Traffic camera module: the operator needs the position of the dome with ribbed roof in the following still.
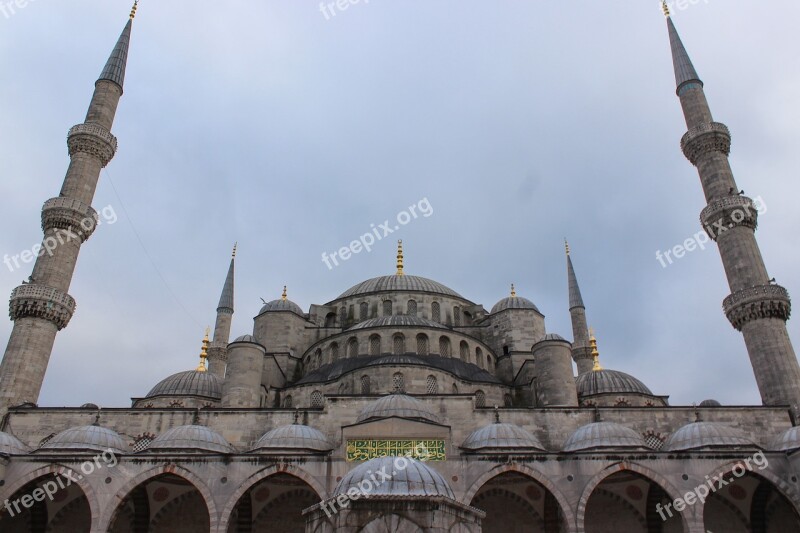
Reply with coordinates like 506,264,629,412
252,424,333,453
665,422,755,451
699,399,721,407
335,275,464,301
146,425,233,453
770,427,800,452
576,369,653,397
0,432,30,455
233,334,260,344
349,316,447,331
563,422,648,452
491,296,540,314
259,298,304,316
461,423,546,452
335,456,454,498
357,394,440,424
39,425,126,454
145,370,222,400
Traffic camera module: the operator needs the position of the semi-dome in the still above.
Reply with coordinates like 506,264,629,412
335,275,464,300
0,432,30,455
576,369,654,397
259,298,304,316
461,423,546,452
563,422,648,452
349,316,447,331
770,426,800,452
251,424,333,453
665,422,755,451
491,295,540,314
357,394,440,425
145,370,222,400
334,456,454,498
39,425,126,454
146,425,233,453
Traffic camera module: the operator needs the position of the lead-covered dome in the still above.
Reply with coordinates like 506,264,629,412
491,296,540,314
146,425,233,453
357,394,440,424
576,369,653,397
251,424,333,453
665,422,755,451
770,427,800,452
462,423,546,452
39,425,126,454
0,431,30,455
259,298,304,316
335,456,454,498
145,370,222,400
349,316,447,331
335,275,464,300
563,422,648,452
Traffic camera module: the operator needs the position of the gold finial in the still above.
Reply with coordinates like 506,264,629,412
510,283,517,297
282,286,288,301
196,327,210,372
130,0,138,20
589,327,603,371
396,240,404,276
661,1,670,17
565,239,570,256
232,242,237,258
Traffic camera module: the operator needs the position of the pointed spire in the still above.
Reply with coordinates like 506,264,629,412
396,240,404,276
196,328,210,372
589,328,603,372
217,245,235,312
566,241,585,310
98,3,137,91
664,7,703,94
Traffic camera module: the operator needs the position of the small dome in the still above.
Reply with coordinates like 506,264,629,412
252,424,333,453
537,333,568,343
0,432,30,455
770,427,800,452
335,275,464,300
357,394,440,425
491,296,540,314
80,403,99,410
232,334,259,344
335,456,454,498
563,422,648,452
349,316,447,331
462,423,546,452
259,299,304,316
699,399,721,407
146,425,233,453
39,425,126,454
145,370,222,400
665,422,755,451
576,369,654,397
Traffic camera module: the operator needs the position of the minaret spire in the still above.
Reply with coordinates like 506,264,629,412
566,241,592,374
0,8,136,411
208,244,236,377
664,14,800,410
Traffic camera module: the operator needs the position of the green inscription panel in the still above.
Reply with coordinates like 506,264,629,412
345,439,446,462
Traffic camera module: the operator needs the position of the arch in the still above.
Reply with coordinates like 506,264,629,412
487,354,493,371
576,462,691,533
393,333,406,355
426,375,439,395
361,375,371,394
324,312,336,328
359,302,369,320
475,347,482,366
339,305,347,324
439,336,452,357
407,299,417,317
475,390,486,408
369,334,381,356
311,390,324,408
347,337,358,358
382,300,393,316
393,372,405,393
283,395,293,408
99,465,218,533
432,301,441,322
218,465,326,533
329,342,339,362
453,306,462,326
416,333,429,355
460,341,469,360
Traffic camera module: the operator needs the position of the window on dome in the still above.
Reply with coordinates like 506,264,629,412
393,334,405,355
407,299,417,317
360,302,368,320
439,336,451,357
475,390,486,408
383,300,393,316
426,375,438,395
504,394,513,407
416,334,429,355
283,395,293,408
361,375,371,394
369,335,381,356
460,341,469,360
475,347,483,366
487,355,493,371
453,306,461,326
311,390,324,408
348,337,358,358
432,302,441,322
392,372,405,393
339,306,347,324
330,343,339,360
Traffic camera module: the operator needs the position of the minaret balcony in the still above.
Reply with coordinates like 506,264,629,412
41,197,99,243
700,195,758,240
723,284,791,331
681,121,731,165
67,123,118,167
9,284,76,330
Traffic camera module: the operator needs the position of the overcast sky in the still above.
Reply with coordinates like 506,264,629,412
0,1,798,408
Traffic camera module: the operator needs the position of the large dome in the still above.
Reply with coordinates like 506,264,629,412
461,423,546,452
145,370,222,400
357,394,440,424
38,425,127,454
251,424,333,453
334,275,464,300
576,369,654,397
349,316,447,331
146,425,234,453
665,422,755,451
491,296,540,314
334,456,454,498
563,422,648,452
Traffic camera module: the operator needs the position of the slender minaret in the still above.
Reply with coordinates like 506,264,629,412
663,5,800,409
207,244,236,377
0,3,138,410
566,241,593,374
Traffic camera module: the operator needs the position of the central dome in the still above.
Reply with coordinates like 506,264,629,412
334,275,464,300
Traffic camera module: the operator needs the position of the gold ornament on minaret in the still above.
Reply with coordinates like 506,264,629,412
196,327,210,372
396,240,404,276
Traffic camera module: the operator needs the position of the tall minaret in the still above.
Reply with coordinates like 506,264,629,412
566,241,593,375
0,3,138,410
207,245,236,377
663,5,800,409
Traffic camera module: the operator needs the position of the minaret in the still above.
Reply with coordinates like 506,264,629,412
663,5,800,409
207,244,236,377
0,3,138,410
566,241,593,374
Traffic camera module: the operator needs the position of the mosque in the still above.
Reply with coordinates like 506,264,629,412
1,2,799,532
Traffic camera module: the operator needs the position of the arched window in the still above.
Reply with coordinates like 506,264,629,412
360,302,369,320
311,390,324,408
439,336,451,357
426,375,438,395
477,352,484,369
475,347,483,366
487,355,492,371
431,302,441,322
369,335,381,356
453,306,461,326
452,383,459,394
325,312,336,328
383,300,393,316
416,334,429,355
339,306,347,324
392,372,405,393
330,342,339,361
348,337,358,358
407,300,417,316
460,341,469,360
504,394,513,407
361,375,371,394
475,390,486,408
314,348,322,369
393,334,406,355
283,395,293,408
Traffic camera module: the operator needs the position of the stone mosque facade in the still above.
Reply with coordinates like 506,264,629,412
1,4,800,533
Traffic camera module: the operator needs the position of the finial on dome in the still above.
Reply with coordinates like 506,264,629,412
565,239,570,256
494,405,500,424
661,0,670,17
130,0,138,20
232,242,237,258
589,328,603,371
510,283,517,297
196,328,210,372
282,286,288,301
396,240,404,276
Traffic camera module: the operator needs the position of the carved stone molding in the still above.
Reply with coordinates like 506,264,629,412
9,284,76,330
67,123,118,167
700,195,758,240
724,284,791,331
681,121,731,166
41,197,99,243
